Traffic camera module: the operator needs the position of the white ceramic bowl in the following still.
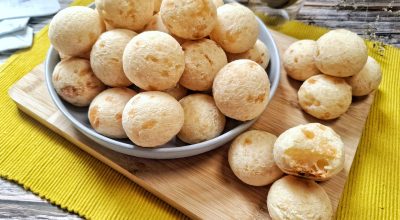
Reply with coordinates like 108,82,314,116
45,2,280,159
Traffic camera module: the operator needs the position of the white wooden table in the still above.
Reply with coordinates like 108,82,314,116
0,0,398,219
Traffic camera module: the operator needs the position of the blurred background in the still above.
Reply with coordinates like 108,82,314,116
242,0,399,46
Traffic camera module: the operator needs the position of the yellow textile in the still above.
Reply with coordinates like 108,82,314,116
0,1,398,219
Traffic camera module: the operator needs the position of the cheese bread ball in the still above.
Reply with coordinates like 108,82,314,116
144,13,169,33
267,175,333,220
298,74,352,120
122,91,184,147
154,0,162,13
79,50,92,60
144,13,185,44
95,0,153,31
180,39,227,91
212,0,224,7
52,58,106,107
140,84,188,100
315,29,368,77
90,29,137,87
49,6,105,57
227,39,270,69
123,31,185,90
59,53,70,60
273,123,345,181
346,56,382,96
283,40,320,81
160,0,217,40
178,94,226,144
88,88,137,138
210,3,259,53
213,59,270,121
163,84,188,100
105,22,115,31
228,130,283,186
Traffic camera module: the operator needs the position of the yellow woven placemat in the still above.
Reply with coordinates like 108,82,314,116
0,1,399,219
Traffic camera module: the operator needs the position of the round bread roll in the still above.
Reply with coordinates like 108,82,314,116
267,175,333,220
59,53,71,60
104,21,115,31
88,88,137,138
180,39,227,91
163,84,188,100
315,29,368,77
154,0,162,13
95,0,153,31
228,130,283,186
210,3,259,53
123,31,185,90
140,84,188,100
213,59,270,121
90,29,137,87
122,91,184,147
273,123,345,181
160,0,217,40
178,94,226,144
144,13,168,33
212,0,224,7
144,13,185,44
49,6,105,57
78,50,92,60
283,40,320,81
227,39,270,69
52,58,106,107
298,74,352,120
346,56,382,96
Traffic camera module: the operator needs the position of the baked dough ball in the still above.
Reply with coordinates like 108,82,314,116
180,39,227,91
140,84,188,100
163,84,187,100
213,59,270,121
227,39,270,69
346,56,382,96
315,29,368,77
144,13,185,44
122,91,184,147
283,40,320,81
228,130,283,186
154,0,162,13
79,50,92,60
178,94,226,144
49,6,105,57
267,175,333,220
298,74,352,120
273,123,345,181
160,0,217,40
104,22,115,31
90,29,137,87
123,31,185,90
210,3,259,53
212,0,224,7
144,13,168,33
52,58,106,107
88,88,137,138
95,0,153,31
59,53,70,60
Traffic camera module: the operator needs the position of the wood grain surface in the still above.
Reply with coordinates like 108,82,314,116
8,29,375,219
0,180,80,219
1,0,396,218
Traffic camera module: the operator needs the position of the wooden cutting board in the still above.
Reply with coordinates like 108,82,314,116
8,30,374,219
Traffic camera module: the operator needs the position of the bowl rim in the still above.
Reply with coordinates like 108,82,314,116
45,4,281,159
